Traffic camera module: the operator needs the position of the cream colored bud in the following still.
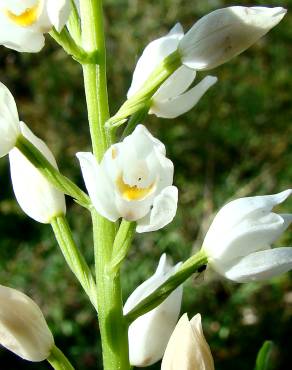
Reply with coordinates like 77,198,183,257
0,285,54,362
161,313,214,370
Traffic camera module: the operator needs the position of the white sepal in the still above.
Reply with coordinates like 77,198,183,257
161,313,214,370
9,122,66,223
178,6,286,70
0,284,54,362
0,82,20,157
124,254,183,367
150,75,217,118
224,247,292,282
202,189,292,282
46,0,71,32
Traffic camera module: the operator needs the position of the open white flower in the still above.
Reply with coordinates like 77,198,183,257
161,313,214,370
0,284,54,362
9,122,66,223
124,254,183,367
0,0,71,52
178,6,286,70
202,189,292,282
127,23,217,119
0,82,21,157
77,125,178,232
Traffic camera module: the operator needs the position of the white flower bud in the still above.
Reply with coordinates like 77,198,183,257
178,6,286,70
202,189,292,282
127,24,216,118
77,125,178,233
9,122,66,223
0,0,71,52
124,254,183,367
0,82,20,158
161,313,214,370
0,284,54,362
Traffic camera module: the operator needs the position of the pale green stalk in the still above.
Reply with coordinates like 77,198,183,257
47,345,75,370
15,135,90,208
51,215,98,311
125,250,208,323
79,1,130,369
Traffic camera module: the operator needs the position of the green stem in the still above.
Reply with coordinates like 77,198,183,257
93,211,130,370
80,0,110,160
125,250,208,323
110,220,136,273
121,106,150,139
80,1,130,369
15,135,90,209
106,50,181,129
67,0,82,44
51,215,98,311
47,345,75,370
49,28,96,64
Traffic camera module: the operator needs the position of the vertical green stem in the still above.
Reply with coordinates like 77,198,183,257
92,211,130,370
79,1,130,369
80,0,110,160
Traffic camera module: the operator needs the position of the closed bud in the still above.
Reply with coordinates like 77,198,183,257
0,82,20,158
0,284,54,362
124,254,183,367
9,122,66,223
161,313,214,370
178,6,286,70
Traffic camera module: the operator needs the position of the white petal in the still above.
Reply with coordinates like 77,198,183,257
47,0,71,32
125,254,183,366
115,190,155,221
137,186,178,233
203,189,291,255
0,284,54,362
0,11,45,52
161,313,214,370
0,82,20,157
179,6,286,70
153,65,196,101
9,123,66,223
225,247,292,282
127,25,184,97
76,152,120,222
150,75,217,118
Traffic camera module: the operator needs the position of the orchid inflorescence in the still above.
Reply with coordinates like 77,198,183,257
0,2,291,370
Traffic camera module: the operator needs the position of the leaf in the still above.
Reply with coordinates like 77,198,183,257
254,341,274,370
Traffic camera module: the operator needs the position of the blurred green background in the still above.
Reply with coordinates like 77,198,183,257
0,0,291,369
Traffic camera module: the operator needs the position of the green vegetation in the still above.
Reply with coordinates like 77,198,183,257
0,0,291,369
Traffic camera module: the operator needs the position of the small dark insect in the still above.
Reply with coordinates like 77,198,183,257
197,264,207,273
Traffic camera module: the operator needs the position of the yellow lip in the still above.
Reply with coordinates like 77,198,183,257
5,3,40,27
116,174,155,201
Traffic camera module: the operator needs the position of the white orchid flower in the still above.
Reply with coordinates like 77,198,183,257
127,23,217,119
0,284,54,362
178,6,286,70
202,189,292,282
124,254,183,367
161,313,214,370
0,82,21,157
77,125,178,233
0,0,71,52
9,122,66,223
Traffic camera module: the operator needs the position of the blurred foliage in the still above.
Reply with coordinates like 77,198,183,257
0,0,291,369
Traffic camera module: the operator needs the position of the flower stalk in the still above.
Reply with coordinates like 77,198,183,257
47,345,75,370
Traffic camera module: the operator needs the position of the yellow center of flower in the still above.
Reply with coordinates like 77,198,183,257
5,3,40,27
116,174,155,201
